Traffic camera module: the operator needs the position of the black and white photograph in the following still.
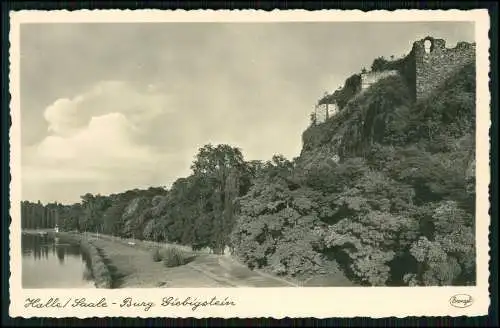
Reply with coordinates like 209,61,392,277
8,9,491,318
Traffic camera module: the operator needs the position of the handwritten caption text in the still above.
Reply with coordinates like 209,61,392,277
24,296,236,312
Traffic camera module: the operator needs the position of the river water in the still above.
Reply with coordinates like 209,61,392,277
21,233,95,288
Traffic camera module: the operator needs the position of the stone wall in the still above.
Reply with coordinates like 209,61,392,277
361,70,399,90
315,104,327,123
315,103,339,124
413,36,475,100
328,103,339,117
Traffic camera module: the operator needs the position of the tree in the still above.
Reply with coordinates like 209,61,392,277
320,168,419,286
188,144,251,254
231,155,339,279
407,201,475,286
79,193,111,232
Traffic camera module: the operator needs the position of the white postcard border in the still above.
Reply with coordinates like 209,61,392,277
8,9,491,318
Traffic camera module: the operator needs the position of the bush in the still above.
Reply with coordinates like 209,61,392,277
161,247,190,267
151,248,162,262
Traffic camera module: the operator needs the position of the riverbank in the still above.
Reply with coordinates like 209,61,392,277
75,233,297,288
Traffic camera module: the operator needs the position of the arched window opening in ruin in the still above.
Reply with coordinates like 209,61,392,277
424,39,432,54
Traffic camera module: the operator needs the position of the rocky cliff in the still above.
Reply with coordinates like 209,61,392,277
299,62,475,181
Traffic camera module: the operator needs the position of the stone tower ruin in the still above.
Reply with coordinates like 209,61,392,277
412,36,476,100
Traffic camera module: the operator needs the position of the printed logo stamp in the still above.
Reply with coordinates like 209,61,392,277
449,294,474,308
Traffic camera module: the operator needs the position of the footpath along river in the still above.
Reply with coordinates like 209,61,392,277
87,233,297,288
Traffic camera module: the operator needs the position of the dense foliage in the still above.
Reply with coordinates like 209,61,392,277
300,63,476,286
21,62,476,286
371,56,405,72
318,74,362,110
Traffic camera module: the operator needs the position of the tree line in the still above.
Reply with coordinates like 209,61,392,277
21,201,60,230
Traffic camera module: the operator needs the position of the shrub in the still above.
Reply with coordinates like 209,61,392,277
161,247,189,267
151,247,162,262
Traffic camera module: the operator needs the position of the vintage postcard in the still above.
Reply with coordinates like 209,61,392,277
9,9,491,318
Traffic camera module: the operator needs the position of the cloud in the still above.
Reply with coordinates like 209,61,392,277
22,81,178,203
43,80,170,137
34,113,153,165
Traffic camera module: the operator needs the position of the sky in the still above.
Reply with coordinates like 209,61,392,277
19,21,475,204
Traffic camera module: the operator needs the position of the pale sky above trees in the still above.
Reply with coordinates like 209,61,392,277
20,21,474,204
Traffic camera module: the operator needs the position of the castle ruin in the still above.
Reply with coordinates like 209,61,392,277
360,70,399,91
313,36,476,125
413,36,476,100
314,102,339,124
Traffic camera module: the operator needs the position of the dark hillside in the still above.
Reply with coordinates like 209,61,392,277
301,74,413,159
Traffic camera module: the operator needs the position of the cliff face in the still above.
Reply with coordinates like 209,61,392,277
299,73,413,175
299,62,475,174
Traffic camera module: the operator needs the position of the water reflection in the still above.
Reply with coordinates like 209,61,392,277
21,233,95,288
